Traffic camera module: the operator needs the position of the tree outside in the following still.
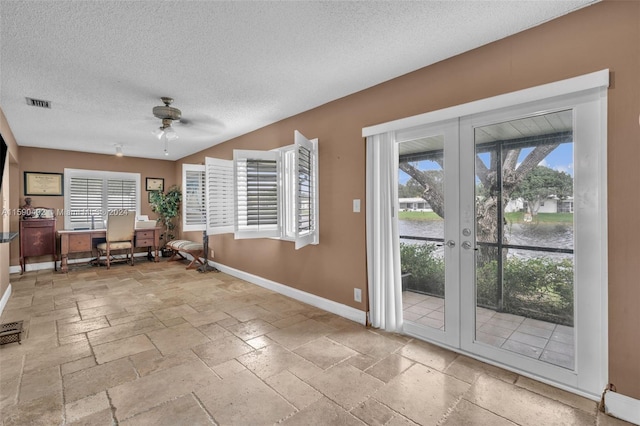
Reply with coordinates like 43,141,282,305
398,117,575,322
510,165,573,216
398,178,424,198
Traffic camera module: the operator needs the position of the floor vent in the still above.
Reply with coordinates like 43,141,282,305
0,320,23,345
25,97,51,108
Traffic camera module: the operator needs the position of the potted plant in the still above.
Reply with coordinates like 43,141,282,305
149,185,182,256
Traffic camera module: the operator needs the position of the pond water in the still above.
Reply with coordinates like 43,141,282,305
399,219,573,260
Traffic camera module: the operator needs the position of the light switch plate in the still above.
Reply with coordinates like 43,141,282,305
353,199,360,213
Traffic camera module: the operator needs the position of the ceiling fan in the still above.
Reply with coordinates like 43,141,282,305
152,97,181,156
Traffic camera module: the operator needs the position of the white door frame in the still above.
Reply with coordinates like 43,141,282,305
459,88,607,395
365,69,608,399
397,119,460,348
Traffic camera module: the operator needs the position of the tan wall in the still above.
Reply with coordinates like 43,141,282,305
0,108,20,304
179,2,640,398
11,147,176,266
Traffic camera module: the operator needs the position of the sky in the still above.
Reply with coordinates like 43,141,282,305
398,142,574,185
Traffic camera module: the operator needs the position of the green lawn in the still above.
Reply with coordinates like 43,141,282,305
398,211,443,221
399,210,572,224
505,212,573,224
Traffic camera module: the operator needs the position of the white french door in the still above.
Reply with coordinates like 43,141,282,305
397,119,460,347
392,75,607,397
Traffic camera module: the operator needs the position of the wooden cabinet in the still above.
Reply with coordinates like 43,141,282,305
134,230,156,248
20,218,57,274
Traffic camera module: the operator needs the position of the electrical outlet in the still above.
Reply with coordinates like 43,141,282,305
354,288,362,303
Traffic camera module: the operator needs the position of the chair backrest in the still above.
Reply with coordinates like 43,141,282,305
106,211,135,242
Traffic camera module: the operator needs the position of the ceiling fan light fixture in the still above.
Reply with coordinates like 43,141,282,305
152,127,165,139
164,126,178,141
152,97,182,157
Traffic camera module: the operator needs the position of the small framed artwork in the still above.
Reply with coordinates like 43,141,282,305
24,171,64,196
145,177,164,192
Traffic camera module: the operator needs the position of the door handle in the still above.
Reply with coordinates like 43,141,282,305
437,240,456,248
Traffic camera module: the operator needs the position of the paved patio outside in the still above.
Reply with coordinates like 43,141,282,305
403,291,574,370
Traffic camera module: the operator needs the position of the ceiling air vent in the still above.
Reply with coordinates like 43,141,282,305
25,97,51,108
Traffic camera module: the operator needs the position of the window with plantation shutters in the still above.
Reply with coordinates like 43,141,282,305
182,164,206,232
181,130,318,246
68,177,103,229
64,169,140,230
294,130,319,249
205,157,234,235
281,146,296,239
233,150,281,239
107,179,137,211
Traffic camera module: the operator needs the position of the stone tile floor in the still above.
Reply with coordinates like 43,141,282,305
0,260,631,425
403,291,575,370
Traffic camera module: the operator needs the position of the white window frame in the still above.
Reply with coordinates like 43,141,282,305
278,145,297,241
293,130,319,249
182,130,319,248
64,168,141,230
182,164,206,232
233,149,282,239
205,157,235,235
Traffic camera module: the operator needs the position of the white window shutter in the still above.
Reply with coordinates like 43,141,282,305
68,177,103,229
294,130,319,249
205,157,234,235
281,147,296,239
233,149,281,239
107,178,137,212
182,164,206,232
64,169,140,230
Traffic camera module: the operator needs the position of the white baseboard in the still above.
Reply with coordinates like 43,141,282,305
208,260,367,325
0,283,11,317
605,391,640,425
9,252,151,274
9,261,57,274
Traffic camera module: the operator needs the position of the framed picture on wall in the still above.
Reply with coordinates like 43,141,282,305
145,177,164,192
24,171,64,196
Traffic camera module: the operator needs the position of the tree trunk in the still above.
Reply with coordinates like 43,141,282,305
399,143,560,264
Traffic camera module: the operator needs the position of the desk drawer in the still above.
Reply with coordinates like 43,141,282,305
69,234,92,252
136,238,154,247
136,230,154,239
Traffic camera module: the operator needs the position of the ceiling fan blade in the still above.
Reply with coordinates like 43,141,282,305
176,114,225,133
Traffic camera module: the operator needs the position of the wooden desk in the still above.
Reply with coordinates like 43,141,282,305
57,227,161,273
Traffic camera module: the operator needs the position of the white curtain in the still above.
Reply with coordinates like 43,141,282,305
366,132,403,332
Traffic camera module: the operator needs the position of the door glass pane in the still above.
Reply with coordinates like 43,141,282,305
474,110,575,370
398,135,446,330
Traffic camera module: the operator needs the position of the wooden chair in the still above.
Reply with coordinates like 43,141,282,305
96,211,135,269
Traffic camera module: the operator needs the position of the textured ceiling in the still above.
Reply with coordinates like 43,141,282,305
0,1,596,160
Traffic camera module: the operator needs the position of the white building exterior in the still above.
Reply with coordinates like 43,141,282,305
505,196,574,214
399,197,432,211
